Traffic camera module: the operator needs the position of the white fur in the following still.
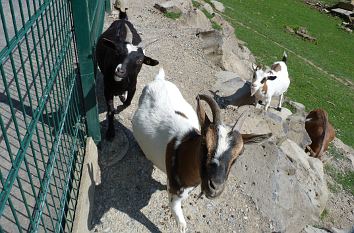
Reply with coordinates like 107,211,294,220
132,68,200,173
114,64,123,82
169,187,194,233
132,68,200,233
126,43,138,53
251,60,290,111
214,125,231,160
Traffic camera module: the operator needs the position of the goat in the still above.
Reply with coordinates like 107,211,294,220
95,12,159,139
132,68,272,233
305,109,335,160
250,51,290,111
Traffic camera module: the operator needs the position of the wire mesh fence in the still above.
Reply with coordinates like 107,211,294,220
0,0,106,232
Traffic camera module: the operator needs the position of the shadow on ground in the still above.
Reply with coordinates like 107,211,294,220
89,109,165,232
209,81,254,109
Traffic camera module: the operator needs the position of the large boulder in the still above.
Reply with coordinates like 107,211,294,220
211,71,254,107
211,0,225,12
202,3,214,15
230,108,328,233
197,16,256,80
154,1,182,14
181,8,212,31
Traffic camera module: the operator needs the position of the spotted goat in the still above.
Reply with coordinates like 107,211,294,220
251,52,290,111
132,68,272,233
95,11,159,139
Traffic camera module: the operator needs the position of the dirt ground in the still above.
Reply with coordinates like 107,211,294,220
89,0,354,232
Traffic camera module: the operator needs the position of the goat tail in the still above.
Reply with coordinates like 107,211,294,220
155,67,165,80
282,51,288,64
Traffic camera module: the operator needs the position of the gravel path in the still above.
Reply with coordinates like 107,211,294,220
89,1,354,233
90,1,272,232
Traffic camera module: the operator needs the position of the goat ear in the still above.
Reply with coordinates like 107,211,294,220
242,133,272,144
196,96,211,130
143,56,159,66
101,38,117,50
252,63,258,71
260,77,267,84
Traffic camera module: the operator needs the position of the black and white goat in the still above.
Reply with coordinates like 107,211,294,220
250,52,289,111
132,68,272,233
95,12,159,139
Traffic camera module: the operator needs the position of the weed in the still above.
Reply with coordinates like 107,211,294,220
202,9,214,19
324,164,354,196
327,144,346,161
212,21,222,30
320,208,329,220
164,12,182,20
192,0,202,8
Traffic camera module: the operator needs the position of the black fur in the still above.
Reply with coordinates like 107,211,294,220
95,15,158,140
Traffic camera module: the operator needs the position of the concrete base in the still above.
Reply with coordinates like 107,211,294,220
72,137,101,233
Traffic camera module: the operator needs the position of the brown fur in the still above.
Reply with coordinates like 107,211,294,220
205,126,217,161
262,82,268,94
166,131,202,195
305,109,335,160
175,111,188,119
271,63,282,72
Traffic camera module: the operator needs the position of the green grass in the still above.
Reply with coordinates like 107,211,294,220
212,21,222,30
202,8,214,19
192,0,202,8
164,12,182,20
320,208,329,220
219,0,354,147
325,164,354,195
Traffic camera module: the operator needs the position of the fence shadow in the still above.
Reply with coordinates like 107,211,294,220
90,119,165,233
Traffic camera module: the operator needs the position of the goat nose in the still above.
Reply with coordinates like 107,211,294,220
117,68,126,76
208,180,218,190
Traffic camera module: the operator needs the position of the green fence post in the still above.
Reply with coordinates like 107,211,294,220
106,0,112,14
71,0,106,144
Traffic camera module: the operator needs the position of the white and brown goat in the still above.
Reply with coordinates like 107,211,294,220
132,68,272,233
251,52,290,111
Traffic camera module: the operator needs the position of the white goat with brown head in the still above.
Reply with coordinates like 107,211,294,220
132,68,272,233
251,52,290,111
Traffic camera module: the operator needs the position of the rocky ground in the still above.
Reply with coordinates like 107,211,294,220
89,0,354,232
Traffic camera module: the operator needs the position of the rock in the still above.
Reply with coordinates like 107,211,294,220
267,107,293,122
197,17,256,80
287,100,306,113
154,1,182,14
211,0,225,12
302,225,330,233
232,138,328,233
202,3,214,15
283,112,312,149
182,8,212,31
211,71,254,107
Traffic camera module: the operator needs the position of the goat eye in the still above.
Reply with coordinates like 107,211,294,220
136,59,143,64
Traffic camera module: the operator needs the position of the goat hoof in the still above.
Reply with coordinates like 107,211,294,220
106,129,115,140
276,107,282,112
178,223,187,233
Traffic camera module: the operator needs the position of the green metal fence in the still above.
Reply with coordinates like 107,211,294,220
0,0,109,232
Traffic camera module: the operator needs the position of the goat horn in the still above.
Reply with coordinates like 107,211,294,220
197,94,221,125
125,23,133,43
232,110,249,131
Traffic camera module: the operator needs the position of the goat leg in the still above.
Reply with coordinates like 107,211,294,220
123,87,136,107
276,94,284,111
169,192,187,233
105,93,115,140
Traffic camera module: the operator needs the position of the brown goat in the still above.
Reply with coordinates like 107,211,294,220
305,109,335,160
